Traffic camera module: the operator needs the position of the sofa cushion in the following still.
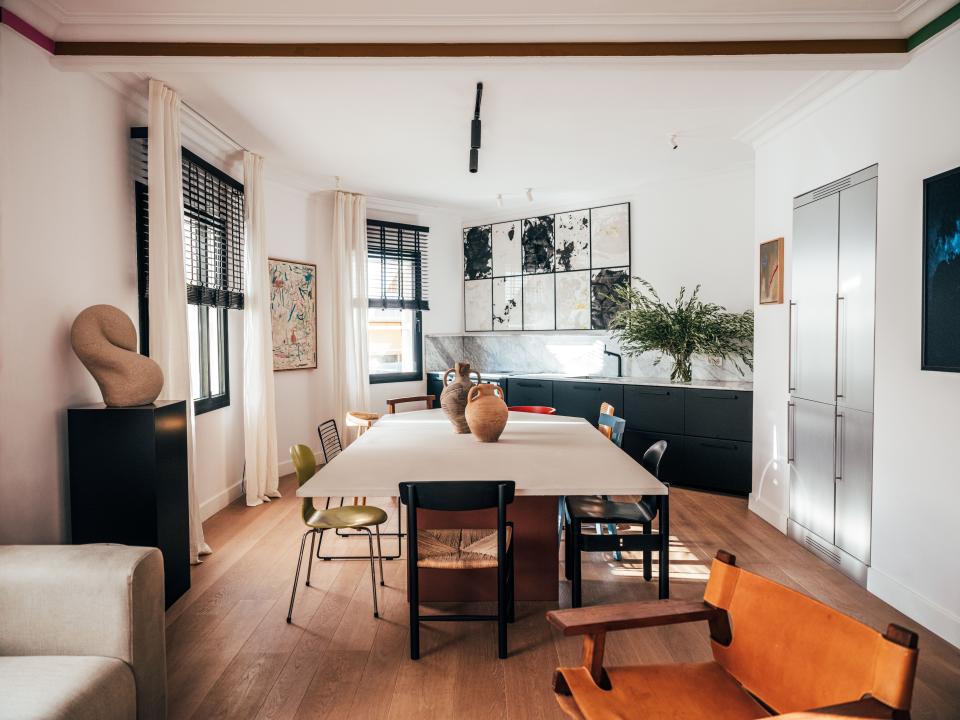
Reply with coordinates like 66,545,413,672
0,656,136,720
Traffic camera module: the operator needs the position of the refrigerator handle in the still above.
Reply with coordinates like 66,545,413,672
788,301,798,392
787,402,796,463
834,412,844,482
836,296,846,400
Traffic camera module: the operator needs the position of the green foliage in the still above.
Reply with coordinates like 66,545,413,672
608,278,754,383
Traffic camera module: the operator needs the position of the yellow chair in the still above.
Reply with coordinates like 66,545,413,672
286,444,388,623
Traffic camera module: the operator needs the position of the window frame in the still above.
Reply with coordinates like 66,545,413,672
368,308,423,385
192,305,231,414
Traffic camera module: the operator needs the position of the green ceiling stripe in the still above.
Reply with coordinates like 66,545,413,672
907,1,960,50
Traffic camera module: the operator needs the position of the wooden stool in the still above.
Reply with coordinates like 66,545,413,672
345,411,378,504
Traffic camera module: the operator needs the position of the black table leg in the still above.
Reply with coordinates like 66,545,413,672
658,491,669,599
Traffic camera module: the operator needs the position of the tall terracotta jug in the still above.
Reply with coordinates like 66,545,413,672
440,362,481,433
465,383,509,443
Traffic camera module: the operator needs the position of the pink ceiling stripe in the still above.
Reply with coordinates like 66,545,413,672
0,8,56,54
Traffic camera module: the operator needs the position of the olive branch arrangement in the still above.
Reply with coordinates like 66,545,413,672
608,278,754,383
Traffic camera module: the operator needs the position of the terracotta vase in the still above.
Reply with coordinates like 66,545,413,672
439,362,481,433
465,383,509,443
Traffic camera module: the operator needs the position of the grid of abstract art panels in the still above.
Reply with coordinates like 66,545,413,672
463,202,630,331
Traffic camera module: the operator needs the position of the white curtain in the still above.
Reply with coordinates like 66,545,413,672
331,191,370,445
242,152,280,506
147,79,211,563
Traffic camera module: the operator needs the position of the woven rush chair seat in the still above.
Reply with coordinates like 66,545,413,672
346,411,379,427
306,505,388,531
416,527,513,569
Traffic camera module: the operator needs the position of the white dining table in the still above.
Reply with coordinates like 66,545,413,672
298,409,668,498
297,409,669,602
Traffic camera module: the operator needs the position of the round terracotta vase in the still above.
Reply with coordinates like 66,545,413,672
465,383,509,443
440,362,481,433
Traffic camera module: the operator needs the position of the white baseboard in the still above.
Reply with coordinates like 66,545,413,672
748,495,788,533
868,567,960,649
199,481,244,521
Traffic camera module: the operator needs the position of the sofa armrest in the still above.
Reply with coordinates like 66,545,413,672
547,599,720,637
0,544,166,720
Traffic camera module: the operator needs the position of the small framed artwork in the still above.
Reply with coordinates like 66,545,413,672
759,237,784,305
922,165,960,373
269,258,317,371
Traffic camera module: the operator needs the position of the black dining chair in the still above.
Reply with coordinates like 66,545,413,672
563,440,669,607
399,480,516,660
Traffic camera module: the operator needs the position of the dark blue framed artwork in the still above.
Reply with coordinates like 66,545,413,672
922,164,960,372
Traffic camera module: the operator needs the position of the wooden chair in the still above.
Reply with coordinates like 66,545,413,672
547,550,919,720
599,402,615,416
565,441,669,605
386,395,435,413
400,480,516,660
286,444,386,623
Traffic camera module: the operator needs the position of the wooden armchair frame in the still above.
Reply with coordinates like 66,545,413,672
546,551,918,720
386,395,435,413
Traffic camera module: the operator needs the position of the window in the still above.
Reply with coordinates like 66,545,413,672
131,128,245,414
366,220,429,383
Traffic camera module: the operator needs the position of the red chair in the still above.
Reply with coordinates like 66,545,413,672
509,406,557,415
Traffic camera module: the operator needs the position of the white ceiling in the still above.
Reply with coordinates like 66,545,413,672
10,0,956,41
105,60,843,213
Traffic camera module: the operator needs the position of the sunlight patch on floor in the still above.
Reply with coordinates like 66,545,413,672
603,534,710,581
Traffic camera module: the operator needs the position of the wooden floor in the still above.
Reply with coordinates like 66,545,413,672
167,476,960,720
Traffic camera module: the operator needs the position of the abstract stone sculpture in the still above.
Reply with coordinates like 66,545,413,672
70,304,164,407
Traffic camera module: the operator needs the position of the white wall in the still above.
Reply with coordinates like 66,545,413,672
459,168,756,379
0,27,140,543
751,26,960,646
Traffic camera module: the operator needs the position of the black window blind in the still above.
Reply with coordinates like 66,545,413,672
366,220,430,311
130,127,245,312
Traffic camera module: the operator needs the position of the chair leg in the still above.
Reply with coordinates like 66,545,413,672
557,496,565,545
306,530,316,586
507,546,516,624
572,519,583,608
409,561,420,660
498,548,508,659
375,524,385,586
564,520,573,582
286,530,310,623
363,528,380,618
608,522,621,562
642,521,652,581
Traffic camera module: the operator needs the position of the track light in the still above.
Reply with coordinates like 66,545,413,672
526,188,534,203
469,82,483,173
496,194,503,207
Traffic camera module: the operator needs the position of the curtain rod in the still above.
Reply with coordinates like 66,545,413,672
181,100,248,153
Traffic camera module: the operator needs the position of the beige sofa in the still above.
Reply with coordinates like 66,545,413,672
0,545,166,720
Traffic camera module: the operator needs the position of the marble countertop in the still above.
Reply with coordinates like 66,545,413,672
507,373,753,392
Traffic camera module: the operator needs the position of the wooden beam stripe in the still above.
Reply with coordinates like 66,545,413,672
54,38,908,58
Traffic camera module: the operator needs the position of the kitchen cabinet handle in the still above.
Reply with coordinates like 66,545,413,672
834,412,844,482
700,441,737,451
835,296,846,400
787,402,796,463
515,381,543,388
699,394,738,401
634,389,670,396
572,385,601,392
788,301,798,392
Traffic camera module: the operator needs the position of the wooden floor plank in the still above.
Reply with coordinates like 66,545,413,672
166,481,960,720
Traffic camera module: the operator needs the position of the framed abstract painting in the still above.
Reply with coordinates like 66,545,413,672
922,165,960,372
759,237,784,305
269,258,317,371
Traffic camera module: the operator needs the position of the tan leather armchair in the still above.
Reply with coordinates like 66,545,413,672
0,545,166,720
547,551,918,719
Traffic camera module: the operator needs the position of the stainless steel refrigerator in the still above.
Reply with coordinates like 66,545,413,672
788,165,877,585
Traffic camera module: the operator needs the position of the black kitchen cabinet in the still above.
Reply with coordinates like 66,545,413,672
67,401,190,607
623,385,684,434
506,378,553,408
681,435,752,495
554,381,623,425
683,389,752,442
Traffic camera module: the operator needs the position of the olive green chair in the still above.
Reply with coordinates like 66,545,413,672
286,443,388,623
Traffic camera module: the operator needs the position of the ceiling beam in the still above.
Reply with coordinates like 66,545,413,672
53,39,908,58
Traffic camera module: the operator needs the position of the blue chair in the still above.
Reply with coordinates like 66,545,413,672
598,413,626,447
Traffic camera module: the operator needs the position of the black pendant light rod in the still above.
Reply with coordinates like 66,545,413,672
470,82,483,173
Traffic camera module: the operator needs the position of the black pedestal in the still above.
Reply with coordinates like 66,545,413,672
67,400,190,607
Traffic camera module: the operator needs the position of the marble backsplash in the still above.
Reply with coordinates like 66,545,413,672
425,334,753,383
